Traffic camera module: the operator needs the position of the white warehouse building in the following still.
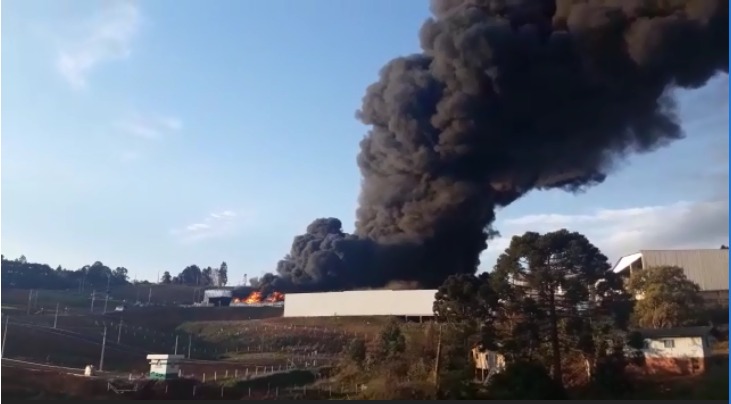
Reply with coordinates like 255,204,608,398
283,289,438,318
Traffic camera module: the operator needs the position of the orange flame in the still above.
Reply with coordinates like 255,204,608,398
239,291,284,304
243,291,263,304
266,291,284,302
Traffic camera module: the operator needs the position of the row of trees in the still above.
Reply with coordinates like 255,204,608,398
1,255,230,290
335,229,714,399
1,255,130,291
160,262,229,286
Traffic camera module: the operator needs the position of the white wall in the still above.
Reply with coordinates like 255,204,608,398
283,289,438,317
642,336,710,359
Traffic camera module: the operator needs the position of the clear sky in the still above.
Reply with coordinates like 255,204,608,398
2,0,728,283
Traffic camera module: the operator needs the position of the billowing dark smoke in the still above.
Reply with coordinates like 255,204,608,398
263,0,728,293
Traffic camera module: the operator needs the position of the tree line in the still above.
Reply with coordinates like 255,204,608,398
160,262,229,287
1,255,129,291
1,255,229,290
334,229,724,400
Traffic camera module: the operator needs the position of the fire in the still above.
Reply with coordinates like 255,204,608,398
239,290,284,304
266,291,284,302
243,291,263,304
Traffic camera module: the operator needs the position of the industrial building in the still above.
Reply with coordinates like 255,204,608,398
282,289,438,318
612,249,729,306
201,289,233,306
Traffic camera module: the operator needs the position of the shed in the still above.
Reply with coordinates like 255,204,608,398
147,354,185,380
635,326,714,375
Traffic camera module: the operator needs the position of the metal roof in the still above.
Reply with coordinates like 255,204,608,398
613,249,729,292
635,326,713,339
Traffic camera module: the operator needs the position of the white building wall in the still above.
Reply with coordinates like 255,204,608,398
642,336,710,359
283,289,438,317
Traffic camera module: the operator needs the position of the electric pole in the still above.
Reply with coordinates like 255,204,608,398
90,290,96,313
174,335,179,355
117,319,123,343
433,323,443,394
147,287,152,305
26,290,33,315
53,303,59,329
1,316,8,358
103,275,111,313
99,326,107,371
187,335,192,359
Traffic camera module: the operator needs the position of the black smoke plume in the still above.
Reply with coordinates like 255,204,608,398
262,0,728,293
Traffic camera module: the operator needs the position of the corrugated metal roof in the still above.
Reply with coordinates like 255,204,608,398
639,249,729,292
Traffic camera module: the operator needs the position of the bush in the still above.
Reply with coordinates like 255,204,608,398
486,361,567,400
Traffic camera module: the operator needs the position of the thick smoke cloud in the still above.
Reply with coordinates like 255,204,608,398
263,0,728,293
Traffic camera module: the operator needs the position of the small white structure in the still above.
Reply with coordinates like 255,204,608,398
283,289,438,318
202,289,233,306
636,326,714,375
84,365,95,377
147,354,185,380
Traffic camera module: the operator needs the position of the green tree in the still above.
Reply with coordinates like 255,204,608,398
219,261,228,286
177,265,202,285
491,229,625,385
346,338,367,367
201,267,213,286
113,267,129,282
161,271,172,284
376,319,406,360
627,265,703,328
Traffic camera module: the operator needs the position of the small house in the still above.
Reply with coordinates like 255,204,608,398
471,348,505,382
147,354,185,380
635,326,714,375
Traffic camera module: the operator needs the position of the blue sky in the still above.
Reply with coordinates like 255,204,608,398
2,0,728,283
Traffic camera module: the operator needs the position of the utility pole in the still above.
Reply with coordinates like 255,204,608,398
103,275,111,313
99,326,107,371
187,335,192,359
103,293,110,313
26,290,33,315
53,303,59,329
174,335,179,355
147,287,152,305
433,323,443,394
1,316,8,358
117,319,123,343
90,290,96,313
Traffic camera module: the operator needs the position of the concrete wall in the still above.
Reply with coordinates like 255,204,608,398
283,289,438,317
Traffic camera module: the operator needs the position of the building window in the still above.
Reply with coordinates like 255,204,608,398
662,339,675,348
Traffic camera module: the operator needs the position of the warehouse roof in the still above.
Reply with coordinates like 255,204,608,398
612,249,729,292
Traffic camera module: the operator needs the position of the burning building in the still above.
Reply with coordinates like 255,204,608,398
231,290,285,307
